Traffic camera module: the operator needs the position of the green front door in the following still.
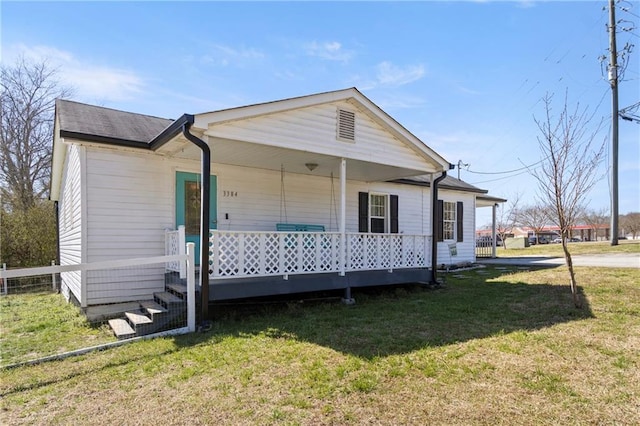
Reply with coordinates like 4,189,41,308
175,172,217,265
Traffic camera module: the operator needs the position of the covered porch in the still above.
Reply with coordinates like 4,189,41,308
475,195,508,258
153,89,451,312
167,227,432,301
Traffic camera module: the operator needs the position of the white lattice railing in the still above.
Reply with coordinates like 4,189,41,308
345,233,430,271
165,225,186,278
209,230,431,279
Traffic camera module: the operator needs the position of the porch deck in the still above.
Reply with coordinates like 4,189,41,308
166,228,433,301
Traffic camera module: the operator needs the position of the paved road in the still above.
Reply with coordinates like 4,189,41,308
478,253,640,268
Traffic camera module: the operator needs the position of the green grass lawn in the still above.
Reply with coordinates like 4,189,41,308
497,239,640,257
0,292,116,366
1,265,638,425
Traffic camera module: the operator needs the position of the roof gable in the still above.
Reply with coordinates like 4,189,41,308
193,88,451,171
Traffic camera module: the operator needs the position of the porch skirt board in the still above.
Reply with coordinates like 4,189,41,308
208,268,431,302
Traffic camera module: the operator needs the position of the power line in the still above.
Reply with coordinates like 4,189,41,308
465,158,546,176
469,169,536,185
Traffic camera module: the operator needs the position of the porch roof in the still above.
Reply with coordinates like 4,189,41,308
152,88,452,181
476,194,508,207
52,88,456,197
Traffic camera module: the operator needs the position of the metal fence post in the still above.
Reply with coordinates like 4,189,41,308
1,263,6,295
186,242,196,333
178,225,186,279
51,260,57,292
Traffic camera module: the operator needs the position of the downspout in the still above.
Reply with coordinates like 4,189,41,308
181,122,211,322
431,171,448,284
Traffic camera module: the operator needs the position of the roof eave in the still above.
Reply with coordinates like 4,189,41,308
149,114,194,151
59,130,150,150
389,178,489,194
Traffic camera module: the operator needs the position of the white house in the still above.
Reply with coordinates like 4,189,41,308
50,88,501,318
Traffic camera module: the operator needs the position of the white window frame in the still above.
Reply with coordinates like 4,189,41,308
443,201,456,241
369,193,389,233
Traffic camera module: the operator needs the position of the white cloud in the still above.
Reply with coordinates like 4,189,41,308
348,61,426,90
375,61,425,87
6,44,145,102
201,44,265,67
305,41,352,62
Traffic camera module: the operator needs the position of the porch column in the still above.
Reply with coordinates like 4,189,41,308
491,203,498,258
339,158,346,277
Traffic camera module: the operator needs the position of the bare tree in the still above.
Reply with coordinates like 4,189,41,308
582,207,610,241
1,57,71,267
517,203,552,244
531,92,606,308
1,57,71,212
495,193,521,249
620,212,640,239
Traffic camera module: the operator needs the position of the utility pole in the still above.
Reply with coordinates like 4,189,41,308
609,0,619,246
457,160,469,180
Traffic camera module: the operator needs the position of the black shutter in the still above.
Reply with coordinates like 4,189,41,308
390,195,399,233
358,192,369,232
457,201,464,242
437,200,444,242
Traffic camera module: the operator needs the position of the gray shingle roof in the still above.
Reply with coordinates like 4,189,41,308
56,99,173,144
391,175,488,194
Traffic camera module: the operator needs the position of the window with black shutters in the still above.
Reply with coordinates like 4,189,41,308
437,200,464,242
358,192,399,233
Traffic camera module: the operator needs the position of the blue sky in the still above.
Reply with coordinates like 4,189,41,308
2,1,638,227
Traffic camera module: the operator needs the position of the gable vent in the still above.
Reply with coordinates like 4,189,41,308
337,109,355,141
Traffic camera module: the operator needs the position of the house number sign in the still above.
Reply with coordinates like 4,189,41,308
223,191,238,197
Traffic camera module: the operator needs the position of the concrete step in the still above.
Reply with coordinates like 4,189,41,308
166,283,187,298
86,302,142,322
155,291,185,309
125,310,155,335
108,318,136,340
139,300,167,321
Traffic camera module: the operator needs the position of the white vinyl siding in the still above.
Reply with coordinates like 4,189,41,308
83,147,173,304
436,191,475,263
67,145,476,306
58,144,83,304
212,164,431,236
205,101,432,172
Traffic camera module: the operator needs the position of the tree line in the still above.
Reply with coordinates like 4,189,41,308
1,58,71,268
492,201,640,244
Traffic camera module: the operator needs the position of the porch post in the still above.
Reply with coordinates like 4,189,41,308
339,158,347,277
491,203,497,258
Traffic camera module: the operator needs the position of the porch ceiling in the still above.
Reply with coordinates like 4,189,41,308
156,134,431,181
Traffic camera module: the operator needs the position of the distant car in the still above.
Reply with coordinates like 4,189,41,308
551,237,563,244
569,237,581,242
528,236,550,245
